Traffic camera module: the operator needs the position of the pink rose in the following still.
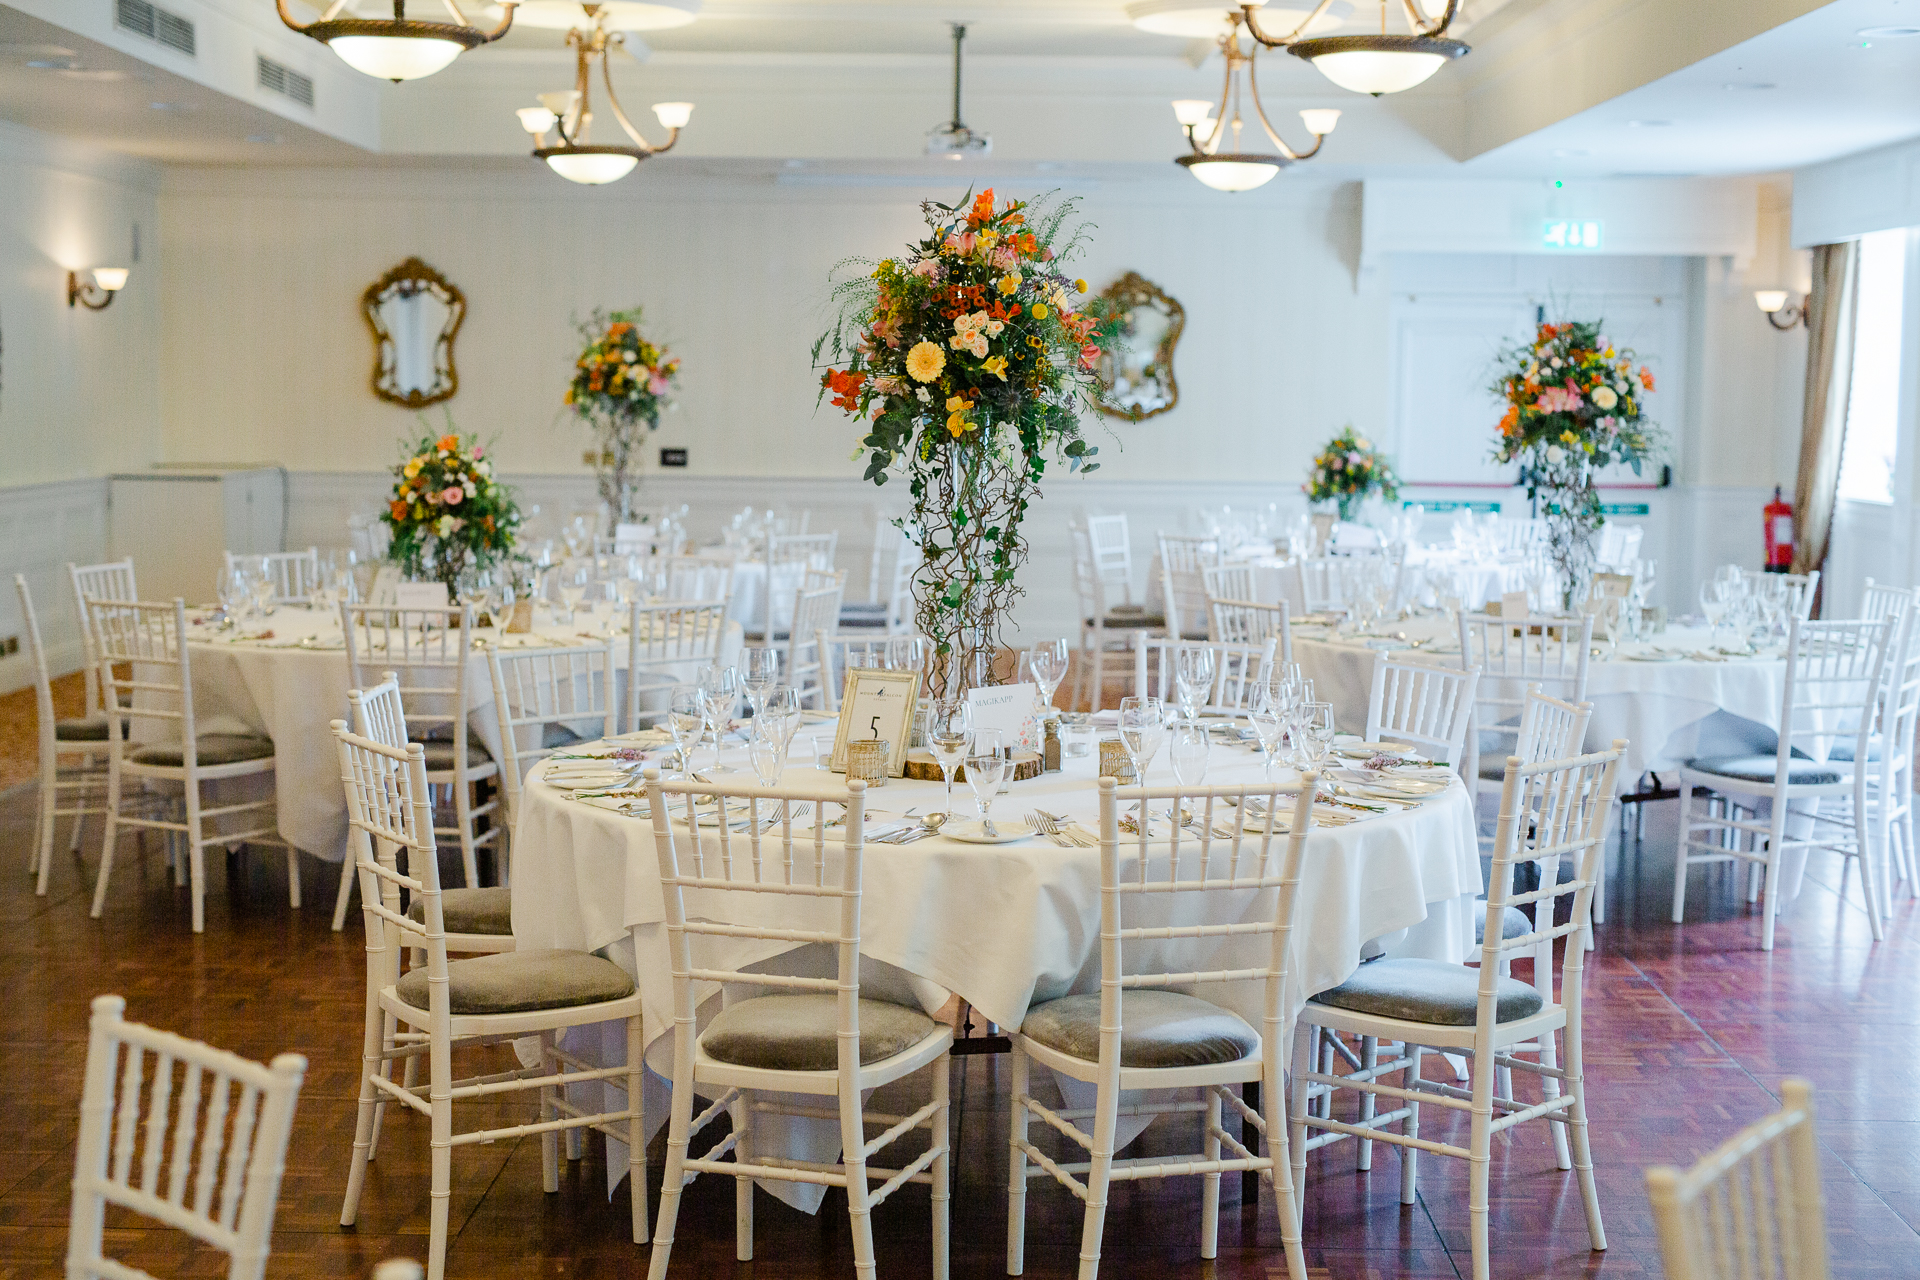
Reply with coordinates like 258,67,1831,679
472,445,484,459
649,373,670,395
441,485,464,506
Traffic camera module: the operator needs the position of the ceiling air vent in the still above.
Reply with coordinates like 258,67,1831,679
116,0,195,57
256,54,315,108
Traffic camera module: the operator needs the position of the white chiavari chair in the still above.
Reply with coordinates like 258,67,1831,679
786,570,847,710
224,548,319,606
763,531,838,634
69,558,138,718
1861,576,1910,625
1593,523,1643,573
87,597,289,932
1862,592,1920,906
1493,518,1547,558
17,574,114,895
342,602,500,898
1154,533,1221,642
1207,597,1293,663
67,994,305,1280
1457,610,1593,808
1070,521,1163,712
1200,563,1259,611
627,600,728,731
1008,775,1316,1280
1675,616,1891,950
840,522,917,634
661,554,736,605
488,640,618,831
818,632,930,712
1744,568,1820,621
1362,657,1480,764
1293,743,1626,1280
643,771,952,1280
1294,556,1360,615
1131,635,1276,714
334,723,647,1280
1644,1078,1831,1280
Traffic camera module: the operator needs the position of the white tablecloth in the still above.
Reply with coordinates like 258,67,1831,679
511,736,1481,1206
1239,549,1524,613
1292,615,1788,784
152,606,741,861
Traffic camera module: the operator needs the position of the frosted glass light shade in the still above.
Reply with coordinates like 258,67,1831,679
1299,108,1342,135
546,152,640,184
1184,157,1280,191
1307,47,1447,94
517,106,558,135
327,34,465,81
1130,0,1349,38
91,267,129,291
1754,290,1790,314
1171,98,1214,126
652,101,694,128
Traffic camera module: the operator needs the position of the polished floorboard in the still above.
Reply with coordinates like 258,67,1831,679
0,779,1916,1280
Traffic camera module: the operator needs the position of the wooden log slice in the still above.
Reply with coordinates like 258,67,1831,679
903,749,1044,783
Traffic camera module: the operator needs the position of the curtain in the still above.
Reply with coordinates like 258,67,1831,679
1790,241,1861,592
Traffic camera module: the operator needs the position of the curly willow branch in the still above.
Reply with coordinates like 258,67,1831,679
912,447,1038,702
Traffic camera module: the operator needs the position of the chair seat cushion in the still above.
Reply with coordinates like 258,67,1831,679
55,714,117,742
416,738,493,770
1020,990,1258,1068
1310,958,1543,1026
1474,903,1534,944
130,734,275,767
1088,612,1167,630
541,723,585,751
395,949,633,1015
1685,754,1846,786
408,887,513,936
1826,740,1883,764
700,994,938,1071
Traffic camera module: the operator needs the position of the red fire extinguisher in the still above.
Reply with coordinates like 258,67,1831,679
1763,486,1794,573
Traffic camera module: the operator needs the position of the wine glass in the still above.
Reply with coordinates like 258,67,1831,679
924,700,973,820
742,647,781,714
557,563,590,625
763,686,802,751
696,664,739,755
487,578,517,634
748,718,787,787
1118,695,1168,783
215,566,245,627
1173,644,1215,722
1699,582,1728,647
1299,702,1336,780
964,735,1009,835
1247,690,1287,777
249,568,277,622
666,686,704,775
457,568,491,627
1169,720,1209,787
1023,639,1070,712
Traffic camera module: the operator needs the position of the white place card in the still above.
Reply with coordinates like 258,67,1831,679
966,682,1041,753
1501,590,1531,620
367,566,402,607
394,582,450,611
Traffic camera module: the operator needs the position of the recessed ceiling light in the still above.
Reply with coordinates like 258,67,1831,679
1722,81,1776,90
60,68,130,81
1627,119,1674,128
246,133,283,144
1857,25,1920,37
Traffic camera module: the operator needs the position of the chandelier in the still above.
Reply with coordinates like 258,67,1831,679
926,23,990,158
514,10,692,185
1172,14,1339,193
276,1,517,82
1242,0,1469,96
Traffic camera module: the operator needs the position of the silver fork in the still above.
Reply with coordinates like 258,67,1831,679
1034,809,1096,847
1025,813,1070,847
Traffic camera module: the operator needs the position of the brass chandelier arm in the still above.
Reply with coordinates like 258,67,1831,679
1188,44,1236,156
1411,0,1460,38
1240,0,1334,49
1246,50,1322,161
600,40,662,154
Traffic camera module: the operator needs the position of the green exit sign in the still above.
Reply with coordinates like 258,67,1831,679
1413,500,1500,513
1542,219,1603,251
1601,502,1650,516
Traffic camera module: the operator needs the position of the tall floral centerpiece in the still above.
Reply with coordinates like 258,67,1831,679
814,189,1119,698
382,420,523,592
1305,426,1399,523
1491,320,1662,608
564,308,680,531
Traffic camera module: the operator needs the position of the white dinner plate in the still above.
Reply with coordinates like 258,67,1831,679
943,820,1038,845
1334,742,1429,760
1362,777,1449,797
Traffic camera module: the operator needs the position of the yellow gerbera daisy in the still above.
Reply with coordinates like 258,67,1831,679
906,340,946,383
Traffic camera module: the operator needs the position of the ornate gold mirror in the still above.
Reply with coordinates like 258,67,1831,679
362,257,465,408
1094,271,1183,421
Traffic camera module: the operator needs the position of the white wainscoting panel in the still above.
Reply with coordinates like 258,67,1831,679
0,478,110,692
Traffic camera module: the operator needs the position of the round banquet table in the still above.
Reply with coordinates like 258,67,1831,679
509,729,1482,1207
1240,548,1525,612
1291,613,1789,786
143,604,742,863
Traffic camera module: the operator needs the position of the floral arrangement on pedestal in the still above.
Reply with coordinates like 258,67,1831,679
1305,426,1399,523
814,188,1121,698
382,418,523,591
564,307,680,530
1491,319,1662,607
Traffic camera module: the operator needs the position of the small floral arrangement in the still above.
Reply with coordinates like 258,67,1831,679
1491,320,1661,474
565,307,679,428
382,417,522,589
1305,426,1399,521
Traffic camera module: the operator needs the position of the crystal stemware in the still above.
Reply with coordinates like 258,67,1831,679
925,700,973,821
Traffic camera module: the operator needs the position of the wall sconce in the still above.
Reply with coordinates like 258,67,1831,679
68,267,129,310
1754,289,1806,331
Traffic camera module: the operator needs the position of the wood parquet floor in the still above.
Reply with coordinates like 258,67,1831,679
0,781,1916,1280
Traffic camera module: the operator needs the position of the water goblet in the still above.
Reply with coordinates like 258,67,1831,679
1024,639,1070,712
666,686,704,775
748,720,787,787
963,735,1009,836
925,700,973,821
1173,644,1215,722
742,647,781,714
1118,695,1168,783
1169,720,1210,787
1247,692,1286,777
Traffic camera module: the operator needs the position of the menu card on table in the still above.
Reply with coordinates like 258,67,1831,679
966,682,1041,753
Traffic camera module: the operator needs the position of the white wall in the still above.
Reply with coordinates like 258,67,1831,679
0,120,163,688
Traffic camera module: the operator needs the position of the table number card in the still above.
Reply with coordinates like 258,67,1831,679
394,582,450,611
966,682,1041,753
366,566,402,607
829,667,922,776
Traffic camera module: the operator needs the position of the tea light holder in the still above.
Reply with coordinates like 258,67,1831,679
845,739,889,786
1098,739,1137,783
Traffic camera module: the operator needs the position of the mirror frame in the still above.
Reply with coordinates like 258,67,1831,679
362,256,466,409
1094,271,1184,422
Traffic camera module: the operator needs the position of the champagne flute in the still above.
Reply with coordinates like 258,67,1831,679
964,733,1008,836
1173,644,1215,722
748,719,787,787
1248,690,1286,778
925,700,973,821
742,647,781,714
666,686,704,775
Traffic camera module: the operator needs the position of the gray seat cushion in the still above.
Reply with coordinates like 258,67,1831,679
130,734,275,767
55,714,117,742
1088,612,1167,630
1474,903,1534,944
408,887,513,936
416,738,493,770
541,723,586,750
395,949,633,1015
1021,990,1258,1068
1827,739,1882,764
1310,958,1543,1026
1686,754,1845,786
700,994,938,1071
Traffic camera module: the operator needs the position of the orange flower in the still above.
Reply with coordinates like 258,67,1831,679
1638,366,1655,391
436,434,459,452
389,499,409,520
1498,406,1520,437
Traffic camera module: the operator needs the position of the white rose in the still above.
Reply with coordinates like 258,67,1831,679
1591,385,1618,410
1545,445,1565,464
